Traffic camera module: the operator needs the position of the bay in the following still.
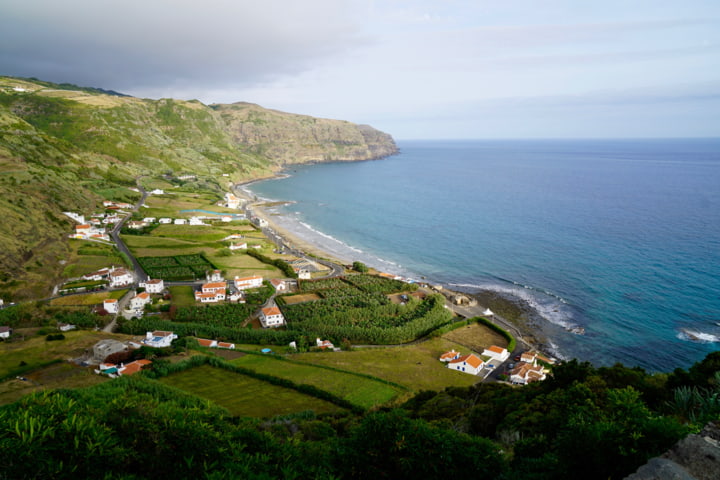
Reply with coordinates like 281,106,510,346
246,139,720,371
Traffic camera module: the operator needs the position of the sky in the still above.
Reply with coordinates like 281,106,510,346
1,0,719,139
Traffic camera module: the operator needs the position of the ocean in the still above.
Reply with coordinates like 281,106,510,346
245,139,720,372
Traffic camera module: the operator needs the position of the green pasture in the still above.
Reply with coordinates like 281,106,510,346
289,337,481,393
0,362,107,406
231,354,403,409
62,239,126,278
158,364,342,417
50,289,127,306
168,286,196,307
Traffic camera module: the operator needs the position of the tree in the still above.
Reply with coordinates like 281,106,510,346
352,261,368,273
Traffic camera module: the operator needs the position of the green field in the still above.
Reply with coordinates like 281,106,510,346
231,354,404,409
168,286,196,307
289,337,481,393
62,240,127,278
50,289,128,306
158,364,343,417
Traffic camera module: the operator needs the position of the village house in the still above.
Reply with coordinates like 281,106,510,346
439,350,461,362
234,275,263,290
510,362,547,385
84,267,111,281
143,217,156,223
143,331,177,348
447,354,485,375
293,267,311,280
108,267,134,288
225,192,241,209
58,323,76,332
189,217,206,226
130,292,152,311
224,233,243,241
270,279,288,292
140,278,164,294
103,298,119,314
197,338,218,348
159,218,172,224
151,189,164,195
126,220,148,230
0,326,12,339
194,281,227,303
227,290,244,302
221,216,232,222
482,345,510,364
217,342,235,349
118,359,152,376
316,338,335,350
207,270,224,282
229,242,247,251
174,218,187,225
259,306,285,328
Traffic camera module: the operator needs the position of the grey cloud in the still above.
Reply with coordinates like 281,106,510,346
0,0,368,92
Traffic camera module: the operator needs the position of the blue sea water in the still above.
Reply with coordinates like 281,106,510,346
246,139,720,371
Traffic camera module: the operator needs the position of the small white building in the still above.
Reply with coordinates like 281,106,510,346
103,298,119,314
151,189,164,195
130,292,152,311
189,217,206,226
143,217,156,223
229,242,247,251
482,345,510,364
58,323,76,332
510,362,547,385
197,338,218,348
0,326,12,339
316,338,335,350
225,192,241,209
207,270,224,282
294,267,311,280
159,218,172,224
260,306,285,328
173,219,187,225
234,275,263,290
108,268,134,288
447,354,485,375
270,279,288,292
439,350,461,362
141,279,164,294
143,331,177,348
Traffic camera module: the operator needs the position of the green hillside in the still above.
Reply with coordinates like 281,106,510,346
0,76,398,300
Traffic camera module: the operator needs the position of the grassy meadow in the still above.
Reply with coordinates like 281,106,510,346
61,240,127,279
231,354,405,409
158,364,343,417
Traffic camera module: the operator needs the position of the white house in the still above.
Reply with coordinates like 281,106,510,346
510,362,547,385
159,218,172,224
189,217,206,226
194,281,227,303
207,270,224,282
293,267,311,280
197,338,218,348
234,275,263,290
143,331,177,348
221,216,233,222
229,242,247,251
259,306,284,328
58,323,76,332
447,354,485,375
130,292,152,311
482,345,510,364
103,298,119,314
151,189,164,195
217,342,235,349
270,279,288,292
316,338,335,350
225,192,241,209
228,291,244,302
174,219,187,225
108,268,134,288
141,279,164,294
224,234,243,241
0,326,12,339
439,350,461,362
142,217,156,223
117,359,152,376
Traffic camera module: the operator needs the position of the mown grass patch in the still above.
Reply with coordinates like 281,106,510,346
441,322,507,353
62,239,126,278
169,286,196,307
50,289,128,306
0,362,108,406
158,364,342,417
288,337,480,393
231,354,403,409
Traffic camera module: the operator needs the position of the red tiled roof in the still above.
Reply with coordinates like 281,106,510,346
136,292,150,300
152,331,172,337
488,345,506,355
121,359,152,376
203,281,227,290
236,275,262,282
262,306,282,316
197,338,215,347
439,350,459,360
449,354,483,369
217,342,234,349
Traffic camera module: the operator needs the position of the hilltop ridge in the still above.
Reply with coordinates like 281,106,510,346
0,76,398,299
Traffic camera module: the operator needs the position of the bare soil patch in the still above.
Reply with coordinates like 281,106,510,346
282,293,321,304
213,349,247,361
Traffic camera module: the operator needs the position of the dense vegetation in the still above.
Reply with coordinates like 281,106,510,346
136,254,216,281
1,351,717,479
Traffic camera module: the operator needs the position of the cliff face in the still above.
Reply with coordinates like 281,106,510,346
213,102,398,165
0,76,398,299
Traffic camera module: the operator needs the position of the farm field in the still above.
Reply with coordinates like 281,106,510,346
50,289,128,306
62,240,127,278
168,286,196,307
288,337,483,393
442,323,508,353
0,362,107,406
0,331,134,385
231,354,404,409
158,364,343,417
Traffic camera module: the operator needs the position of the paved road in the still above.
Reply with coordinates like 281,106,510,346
109,180,149,284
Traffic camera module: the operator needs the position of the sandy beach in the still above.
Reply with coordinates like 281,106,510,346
234,179,563,358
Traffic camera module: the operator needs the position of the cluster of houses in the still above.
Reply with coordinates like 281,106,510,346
82,265,135,288
439,345,550,385
222,192,243,209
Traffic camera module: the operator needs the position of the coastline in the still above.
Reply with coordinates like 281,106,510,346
233,177,561,359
